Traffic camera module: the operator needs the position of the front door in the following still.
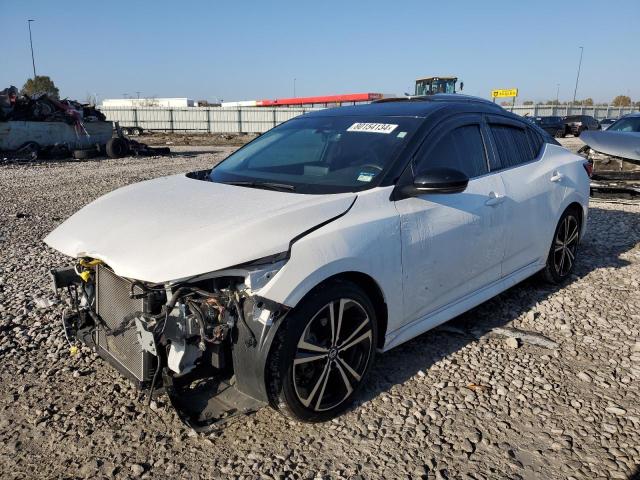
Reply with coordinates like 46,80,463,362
394,116,507,325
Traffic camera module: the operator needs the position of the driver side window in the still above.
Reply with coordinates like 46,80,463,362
415,124,489,178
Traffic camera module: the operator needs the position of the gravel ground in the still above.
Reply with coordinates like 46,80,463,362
0,143,639,480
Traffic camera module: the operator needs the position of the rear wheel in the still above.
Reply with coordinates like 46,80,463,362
268,281,377,422
542,208,581,283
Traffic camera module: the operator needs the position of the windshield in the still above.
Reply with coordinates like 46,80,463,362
607,116,640,132
209,115,422,194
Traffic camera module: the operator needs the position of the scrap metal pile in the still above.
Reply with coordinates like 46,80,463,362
1,92,106,126
0,85,169,161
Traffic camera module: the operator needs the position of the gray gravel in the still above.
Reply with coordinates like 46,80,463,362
0,145,639,479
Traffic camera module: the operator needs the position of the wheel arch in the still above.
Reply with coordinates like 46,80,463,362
293,271,388,350
563,200,587,241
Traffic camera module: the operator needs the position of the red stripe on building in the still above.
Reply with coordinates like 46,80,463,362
257,93,384,107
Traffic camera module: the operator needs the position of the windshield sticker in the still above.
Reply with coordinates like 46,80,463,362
397,131,407,138
347,123,398,134
357,172,376,182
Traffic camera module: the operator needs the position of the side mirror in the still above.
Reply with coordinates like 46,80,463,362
402,167,469,196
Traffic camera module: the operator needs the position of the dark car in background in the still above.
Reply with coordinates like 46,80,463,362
527,116,566,138
563,115,600,136
600,118,616,130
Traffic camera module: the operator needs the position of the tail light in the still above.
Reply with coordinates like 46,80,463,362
583,161,593,178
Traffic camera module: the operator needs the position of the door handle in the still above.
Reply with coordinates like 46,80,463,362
550,171,565,183
485,191,505,206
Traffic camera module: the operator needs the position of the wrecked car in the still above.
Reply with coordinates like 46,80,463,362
45,95,590,429
579,113,640,195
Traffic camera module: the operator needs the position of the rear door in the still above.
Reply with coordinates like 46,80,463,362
485,116,565,276
395,115,507,324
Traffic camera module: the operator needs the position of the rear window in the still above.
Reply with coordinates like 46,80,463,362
489,124,535,170
527,127,544,156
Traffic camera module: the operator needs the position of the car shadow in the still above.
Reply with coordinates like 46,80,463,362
354,205,640,407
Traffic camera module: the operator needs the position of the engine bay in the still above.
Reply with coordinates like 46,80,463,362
51,258,287,431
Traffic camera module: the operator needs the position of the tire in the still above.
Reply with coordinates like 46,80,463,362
554,129,565,138
267,280,377,422
541,207,581,284
72,149,96,160
105,137,129,159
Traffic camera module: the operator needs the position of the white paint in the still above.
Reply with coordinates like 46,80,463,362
44,174,355,283
45,139,589,353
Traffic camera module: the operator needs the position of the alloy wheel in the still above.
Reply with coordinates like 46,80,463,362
292,298,373,412
553,214,579,277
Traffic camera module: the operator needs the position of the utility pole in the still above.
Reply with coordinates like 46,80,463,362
572,47,583,105
136,91,141,99
556,84,560,104
293,78,297,98
27,19,37,79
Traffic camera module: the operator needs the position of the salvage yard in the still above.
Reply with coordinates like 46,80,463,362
0,141,639,479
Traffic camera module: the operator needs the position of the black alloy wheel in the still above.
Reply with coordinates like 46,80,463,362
542,208,581,283
268,281,377,422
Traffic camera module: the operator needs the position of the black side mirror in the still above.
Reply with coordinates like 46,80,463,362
402,167,469,196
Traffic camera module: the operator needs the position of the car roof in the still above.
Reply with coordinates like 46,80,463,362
302,94,505,119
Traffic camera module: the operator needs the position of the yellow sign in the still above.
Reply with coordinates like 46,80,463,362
491,88,518,98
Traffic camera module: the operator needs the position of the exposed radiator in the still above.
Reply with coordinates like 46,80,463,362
95,265,152,383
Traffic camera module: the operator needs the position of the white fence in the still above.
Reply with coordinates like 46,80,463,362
98,104,640,133
98,106,323,133
504,105,639,120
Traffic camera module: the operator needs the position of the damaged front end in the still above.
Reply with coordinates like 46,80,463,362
579,130,640,196
579,146,640,196
51,258,289,431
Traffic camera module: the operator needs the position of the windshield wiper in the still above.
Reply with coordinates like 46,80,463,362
223,180,296,192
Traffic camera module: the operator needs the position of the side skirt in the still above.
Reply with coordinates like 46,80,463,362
382,261,543,351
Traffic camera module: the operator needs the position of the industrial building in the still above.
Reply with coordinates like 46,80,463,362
101,98,198,108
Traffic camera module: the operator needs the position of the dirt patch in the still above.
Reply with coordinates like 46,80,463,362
138,131,257,147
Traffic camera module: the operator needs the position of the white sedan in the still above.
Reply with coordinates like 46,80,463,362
45,95,590,426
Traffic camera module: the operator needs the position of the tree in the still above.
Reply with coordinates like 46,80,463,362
523,100,534,105
612,95,631,107
582,98,594,106
21,75,60,99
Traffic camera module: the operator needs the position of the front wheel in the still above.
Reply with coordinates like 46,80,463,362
542,208,581,283
267,281,377,422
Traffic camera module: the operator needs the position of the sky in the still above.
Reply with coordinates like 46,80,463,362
2,0,639,104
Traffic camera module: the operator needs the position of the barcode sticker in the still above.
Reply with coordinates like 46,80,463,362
347,123,398,134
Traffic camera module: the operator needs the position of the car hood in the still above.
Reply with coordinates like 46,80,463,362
45,174,356,283
581,130,640,162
